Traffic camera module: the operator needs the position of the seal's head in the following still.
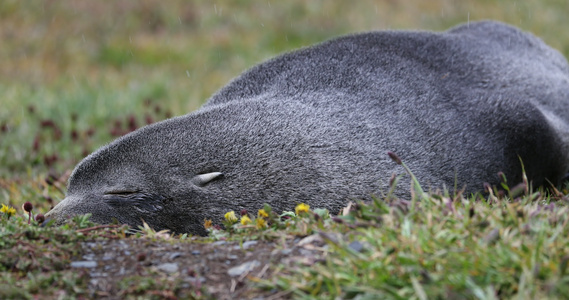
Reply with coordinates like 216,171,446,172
44,117,227,236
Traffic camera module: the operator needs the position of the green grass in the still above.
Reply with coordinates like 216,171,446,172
1,0,569,298
3,184,569,298
257,191,569,299
0,213,118,299
247,164,569,299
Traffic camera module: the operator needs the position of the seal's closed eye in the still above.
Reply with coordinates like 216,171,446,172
104,192,165,213
105,190,140,196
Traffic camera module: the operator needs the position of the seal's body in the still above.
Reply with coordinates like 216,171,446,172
46,21,569,235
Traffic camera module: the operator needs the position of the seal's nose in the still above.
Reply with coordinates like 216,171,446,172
44,193,124,227
44,196,80,225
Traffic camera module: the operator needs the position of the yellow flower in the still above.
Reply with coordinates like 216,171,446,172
256,217,267,229
203,219,213,229
1,204,16,217
240,215,252,225
295,203,310,215
257,209,269,218
224,211,238,223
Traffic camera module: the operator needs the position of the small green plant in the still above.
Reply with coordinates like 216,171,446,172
134,220,172,240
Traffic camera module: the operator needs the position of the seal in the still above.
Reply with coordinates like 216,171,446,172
45,21,569,235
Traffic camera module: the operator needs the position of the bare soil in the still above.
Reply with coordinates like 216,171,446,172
72,234,327,299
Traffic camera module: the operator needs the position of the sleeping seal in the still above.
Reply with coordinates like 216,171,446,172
45,21,569,235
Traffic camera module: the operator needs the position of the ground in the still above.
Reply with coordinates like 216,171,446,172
74,234,312,299
50,223,334,299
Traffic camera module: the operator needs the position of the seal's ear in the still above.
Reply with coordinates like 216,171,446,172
192,172,224,187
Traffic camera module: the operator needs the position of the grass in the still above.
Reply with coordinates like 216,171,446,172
1,0,569,299
0,213,122,299
257,189,569,299
4,177,568,298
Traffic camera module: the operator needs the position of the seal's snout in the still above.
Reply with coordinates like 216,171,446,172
44,195,83,225
45,194,116,225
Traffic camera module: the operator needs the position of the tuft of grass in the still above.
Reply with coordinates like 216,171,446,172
253,171,569,299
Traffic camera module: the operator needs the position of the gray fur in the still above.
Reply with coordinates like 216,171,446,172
45,21,569,235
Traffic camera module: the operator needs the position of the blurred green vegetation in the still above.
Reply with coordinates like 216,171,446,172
0,0,568,209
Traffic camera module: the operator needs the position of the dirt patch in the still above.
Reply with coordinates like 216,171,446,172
71,234,328,299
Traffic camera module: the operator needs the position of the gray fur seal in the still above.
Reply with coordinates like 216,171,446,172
46,21,569,235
